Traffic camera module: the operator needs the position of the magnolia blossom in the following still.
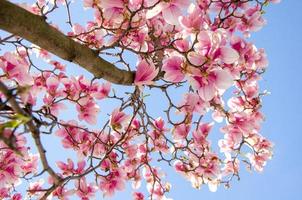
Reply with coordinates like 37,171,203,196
146,0,190,25
0,52,33,85
193,122,214,146
110,108,129,130
76,97,100,125
99,170,125,197
190,69,233,101
162,56,185,82
134,59,158,86
133,192,145,200
91,82,111,100
173,124,190,140
75,178,97,199
179,93,209,114
0,0,278,199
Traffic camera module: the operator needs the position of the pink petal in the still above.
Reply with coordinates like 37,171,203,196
172,0,190,8
100,0,124,9
146,2,165,19
134,59,158,86
46,76,59,89
187,52,206,66
214,69,233,90
162,56,184,82
219,46,240,64
198,84,216,101
162,5,182,25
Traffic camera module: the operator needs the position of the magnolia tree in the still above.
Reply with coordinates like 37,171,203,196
0,0,279,199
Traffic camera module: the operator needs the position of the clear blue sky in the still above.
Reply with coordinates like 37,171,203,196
3,1,302,199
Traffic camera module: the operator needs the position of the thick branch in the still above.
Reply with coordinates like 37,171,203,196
0,0,135,85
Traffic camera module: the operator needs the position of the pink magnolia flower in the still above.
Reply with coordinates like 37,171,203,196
97,0,125,28
218,130,242,153
100,0,124,9
45,76,60,94
43,94,66,116
52,186,74,200
133,192,144,200
134,59,158,86
56,159,75,176
75,177,97,200
196,31,239,64
28,179,45,198
162,56,185,82
193,122,214,145
0,188,9,199
76,97,100,125
20,154,38,175
174,124,190,140
154,117,168,132
83,0,94,8
110,108,129,130
99,169,125,197
218,46,240,64
55,121,86,150
246,136,273,172
12,193,22,200
222,158,240,176
49,60,66,71
196,152,220,181
0,151,21,186
174,160,188,173
124,144,138,159
0,52,33,86
174,39,190,52
91,82,111,100
146,0,190,25
122,27,149,52
32,47,51,61
190,69,233,101
56,159,85,176
246,151,271,172
179,93,209,114
187,51,207,66
179,4,205,31
239,7,266,34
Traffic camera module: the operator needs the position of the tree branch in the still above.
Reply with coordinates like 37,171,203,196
0,0,135,85
0,81,61,185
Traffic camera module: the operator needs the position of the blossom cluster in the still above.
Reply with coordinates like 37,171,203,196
0,0,279,199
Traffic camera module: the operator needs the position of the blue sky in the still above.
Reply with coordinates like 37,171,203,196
2,0,302,199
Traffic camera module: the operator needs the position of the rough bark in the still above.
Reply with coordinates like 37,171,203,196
0,0,135,85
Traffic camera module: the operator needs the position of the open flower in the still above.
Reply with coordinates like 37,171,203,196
76,98,100,125
146,0,189,25
162,56,185,82
110,108,129,130
134,59,158,86
190,69,233,101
